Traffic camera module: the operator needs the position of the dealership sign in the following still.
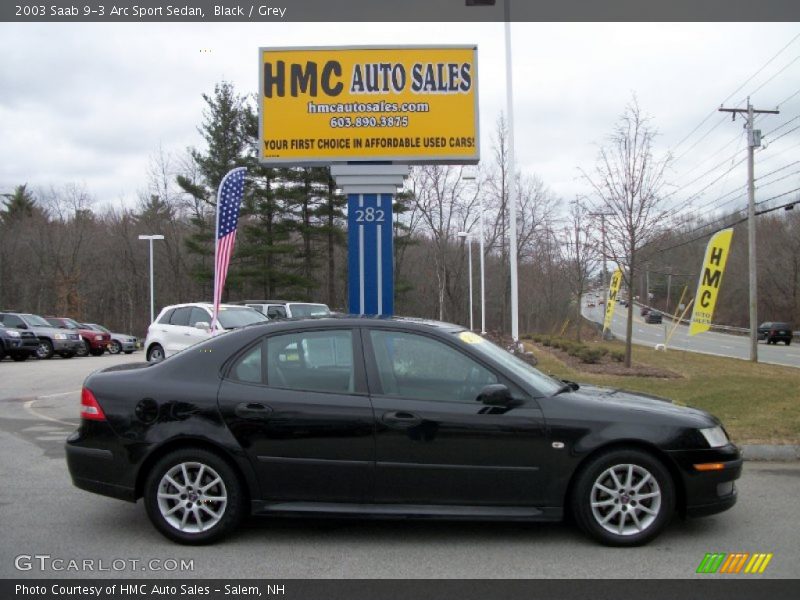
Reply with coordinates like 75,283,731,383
258,45,479,164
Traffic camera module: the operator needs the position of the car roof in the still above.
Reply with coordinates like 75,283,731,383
236,300,328,306
239,314,464,332
159,302,256,311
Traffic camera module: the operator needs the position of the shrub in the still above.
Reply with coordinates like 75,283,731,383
577,348,604,364
596,346,610,357
611,350,625,362
541,337,552,347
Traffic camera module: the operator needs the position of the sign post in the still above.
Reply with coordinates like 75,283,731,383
258,45,479,316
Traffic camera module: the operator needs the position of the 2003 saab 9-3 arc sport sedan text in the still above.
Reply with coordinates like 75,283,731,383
66,317,742,547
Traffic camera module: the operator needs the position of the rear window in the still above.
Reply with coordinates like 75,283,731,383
217,307,269,329
288,303,331,318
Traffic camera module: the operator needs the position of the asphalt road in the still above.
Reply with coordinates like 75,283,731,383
582,301,800,369
0,354,798,579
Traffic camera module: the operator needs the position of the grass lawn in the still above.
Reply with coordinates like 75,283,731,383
525,340,800,445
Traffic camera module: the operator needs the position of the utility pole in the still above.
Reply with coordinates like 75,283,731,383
719,98,779,362
666,269,672,315
590,212,612,303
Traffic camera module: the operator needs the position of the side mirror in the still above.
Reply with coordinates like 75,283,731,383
477,384,514,406
194,321,211,331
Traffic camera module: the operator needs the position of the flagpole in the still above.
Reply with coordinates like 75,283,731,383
211,173,224,335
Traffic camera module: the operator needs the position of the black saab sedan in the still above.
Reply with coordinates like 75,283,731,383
66,317,741,546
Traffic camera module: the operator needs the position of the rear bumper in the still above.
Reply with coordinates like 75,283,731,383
65,428,137,502
667,444,743,518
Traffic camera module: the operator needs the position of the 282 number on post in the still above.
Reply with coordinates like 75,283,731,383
355,207,385,223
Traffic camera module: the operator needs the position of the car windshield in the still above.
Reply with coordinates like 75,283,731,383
94,324,111,333
289,303,330,318
62,318,83,329
217,307,269,329
22,314,52,327
452,331,563,397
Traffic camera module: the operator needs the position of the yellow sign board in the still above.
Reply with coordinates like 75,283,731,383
258,45,479,164
603,269,623,332
689,228,733,336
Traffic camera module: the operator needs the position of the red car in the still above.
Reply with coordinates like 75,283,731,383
45,317,110,357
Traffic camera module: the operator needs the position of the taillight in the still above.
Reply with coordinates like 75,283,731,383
80,387,106,421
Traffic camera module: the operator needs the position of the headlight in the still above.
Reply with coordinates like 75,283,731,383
54,333,67,340
700,426,729,448
95,335,103,341
7,330,21,338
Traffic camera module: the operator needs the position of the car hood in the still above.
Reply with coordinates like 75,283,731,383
568,384,717,425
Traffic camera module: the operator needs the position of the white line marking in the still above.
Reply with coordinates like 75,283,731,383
377,196,382,315
358,195,364,314
24,399,75,427
37,390,80,400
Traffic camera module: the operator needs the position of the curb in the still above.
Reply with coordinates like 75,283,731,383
741,445,800,462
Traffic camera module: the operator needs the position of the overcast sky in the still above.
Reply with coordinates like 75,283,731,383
1,22,799,220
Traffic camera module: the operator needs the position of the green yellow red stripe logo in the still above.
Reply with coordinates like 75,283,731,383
696,552,773,574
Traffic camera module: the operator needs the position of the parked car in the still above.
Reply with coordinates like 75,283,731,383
82,323,138,355
640,306,651,317
232,300,331,320
67,317,741,547
757,322,792,345
144,302,269,363
0,312,83,359
0,323,40,361
645,310,663,324
45,317,111,357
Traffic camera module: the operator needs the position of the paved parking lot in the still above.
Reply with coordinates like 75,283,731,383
0,354,798,579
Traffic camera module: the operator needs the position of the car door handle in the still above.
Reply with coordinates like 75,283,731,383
381,411,422,427
234,402,273,420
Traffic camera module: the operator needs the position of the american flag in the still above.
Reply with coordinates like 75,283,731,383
212,167,247,332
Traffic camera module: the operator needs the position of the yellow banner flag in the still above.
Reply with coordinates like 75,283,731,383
689,228,734,336
603,269,623,332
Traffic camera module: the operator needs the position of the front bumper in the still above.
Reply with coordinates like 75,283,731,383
667,444,743,518
117,339,137,352
52,339,83,353
3,338,39,354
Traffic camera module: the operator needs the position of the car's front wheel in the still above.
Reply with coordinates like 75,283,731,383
36,339,54,360
572,448,675,546
108,340,122,354
76,340,90,357
144,448,245,544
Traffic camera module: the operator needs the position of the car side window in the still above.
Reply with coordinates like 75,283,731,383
246,304,266,315
189,307,210,327
267,306,287,319
262,330,354,393
368,330,497,402
157,308,175,324
170,307,192,326
230,343,263,384
1,314,24,327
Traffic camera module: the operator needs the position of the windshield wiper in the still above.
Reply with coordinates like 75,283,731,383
554,380,580,395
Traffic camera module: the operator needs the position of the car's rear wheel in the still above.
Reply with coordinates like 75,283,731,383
572,448,675,546
147,344,165,363
144,448,244,544
36,339,54,360
108,340,122,354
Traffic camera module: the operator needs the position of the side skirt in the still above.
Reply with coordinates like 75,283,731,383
250,501,563,522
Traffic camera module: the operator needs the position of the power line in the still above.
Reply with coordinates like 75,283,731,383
748,52,800,97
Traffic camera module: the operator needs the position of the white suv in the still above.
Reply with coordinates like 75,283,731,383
144,303,268,363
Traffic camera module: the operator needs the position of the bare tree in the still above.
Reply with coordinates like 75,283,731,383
582,98,671,366
562,198,598,341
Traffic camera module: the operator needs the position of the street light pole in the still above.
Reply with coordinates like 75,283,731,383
504,0,519,342
138,234,165,324
458,232,474,331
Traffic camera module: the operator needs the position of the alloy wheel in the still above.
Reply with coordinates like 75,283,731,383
156,462,227,534
590,463,662,536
